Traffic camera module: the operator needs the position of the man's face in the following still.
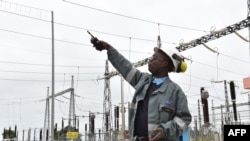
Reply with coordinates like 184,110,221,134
148,50,169,77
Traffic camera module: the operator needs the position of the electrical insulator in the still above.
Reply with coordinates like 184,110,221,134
54,123,57,136
8,127,11,139
105,114,109,131
229,81,236,100
200,87,209,125
89,113,95,135
114,106,117,129
114,106,119,130
14,125,17,137
200,87,205,104
229,81,238,121
91,117,95,134
74,116,77,129
46,129,48,141
39,129,42,141
203,99,209,124
3,128,6,139
98,129,101,139
62,119,64,132
77,118,79,131
116,106,119,118
85,124,87,132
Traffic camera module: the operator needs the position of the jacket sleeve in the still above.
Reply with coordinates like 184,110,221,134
107,46,143,87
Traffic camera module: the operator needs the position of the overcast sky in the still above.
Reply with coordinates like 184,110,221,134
0,0,250,140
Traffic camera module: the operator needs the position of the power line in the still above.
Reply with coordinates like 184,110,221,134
0,69,103,75
0,28,91,46
62,0,207,32
0,0,208,46
0,78,97,82
0,59,104,68
0,28,156,54
0,52,248,85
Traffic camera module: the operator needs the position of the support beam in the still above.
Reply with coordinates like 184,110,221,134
98,18,250,80
39,88,74,102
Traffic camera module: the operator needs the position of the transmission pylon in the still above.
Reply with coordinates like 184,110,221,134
43,87,50,141
103,60,112,141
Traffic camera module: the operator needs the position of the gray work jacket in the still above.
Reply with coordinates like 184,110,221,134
107,47,192,141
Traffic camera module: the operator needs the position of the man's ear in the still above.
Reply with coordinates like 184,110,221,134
163,60,169,68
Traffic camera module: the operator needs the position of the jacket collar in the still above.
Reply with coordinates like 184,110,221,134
152,76,168,85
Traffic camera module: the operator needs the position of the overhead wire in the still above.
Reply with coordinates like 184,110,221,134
0,0,208,47
0,50,248,84
0,59,104,68
0,69,103,75
0,27,154,54
62,0,207,32
0,78,97,82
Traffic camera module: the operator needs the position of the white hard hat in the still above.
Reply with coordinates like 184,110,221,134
154,47,187,73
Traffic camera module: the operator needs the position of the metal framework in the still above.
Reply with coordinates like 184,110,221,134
102,60,113,141
43,87,50,141
176,18,250,51
41,77,75,141
68,76,76,127
98,17,250,80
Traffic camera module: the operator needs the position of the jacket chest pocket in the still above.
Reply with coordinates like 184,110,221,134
159,104,175,122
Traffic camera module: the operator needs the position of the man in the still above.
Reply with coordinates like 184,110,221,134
90,38,192,141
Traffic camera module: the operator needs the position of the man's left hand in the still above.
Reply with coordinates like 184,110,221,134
148,128,164,141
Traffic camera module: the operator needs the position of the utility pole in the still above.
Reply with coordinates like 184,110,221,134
198,99,202,131
120,76,125,141
220,105,224,141
212,100,216,127
223,80,230,125
194,116,198,141
197,99,202,140
51,10,55,141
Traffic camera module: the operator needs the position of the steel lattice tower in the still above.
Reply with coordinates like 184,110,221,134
68,76,76,127
103,60,113,141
